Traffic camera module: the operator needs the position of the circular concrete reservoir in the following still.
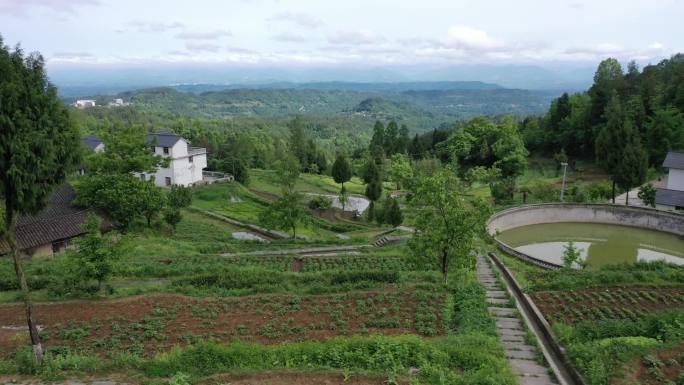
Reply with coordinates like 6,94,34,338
488,204,684,269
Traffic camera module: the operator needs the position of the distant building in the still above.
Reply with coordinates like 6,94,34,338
74,100,96,108
655,151,684,210
0,184,110,257
81,135,105,153
79,132,208,187
108,98,129,107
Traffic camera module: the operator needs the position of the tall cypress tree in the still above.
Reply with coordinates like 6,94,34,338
596,92,625,203
0,38,80,361
615,118,648,205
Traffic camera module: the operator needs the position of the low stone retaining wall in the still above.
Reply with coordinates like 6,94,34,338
488,204,684,269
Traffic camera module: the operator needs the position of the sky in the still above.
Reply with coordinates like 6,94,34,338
0,0,682,70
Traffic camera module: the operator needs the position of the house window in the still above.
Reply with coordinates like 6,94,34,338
140,173,146,180
163,147,169,155
189,156,193,163
165,177,172,186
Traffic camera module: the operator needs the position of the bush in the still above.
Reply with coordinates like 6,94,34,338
308,195,332,210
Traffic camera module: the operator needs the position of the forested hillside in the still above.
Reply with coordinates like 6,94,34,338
76,84,555,131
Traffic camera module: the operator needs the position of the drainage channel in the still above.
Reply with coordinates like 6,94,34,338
478,254,578,385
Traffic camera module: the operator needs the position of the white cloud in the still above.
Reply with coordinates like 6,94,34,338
269,12,323,29
271,32,308,42
446,25,504,50
327,30,385,46
0,0,99,16
185,42,221,53
125,20,185,33
175,30,233,40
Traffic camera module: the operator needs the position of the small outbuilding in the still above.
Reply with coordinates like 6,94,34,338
656,151,684,210
0,184,110,258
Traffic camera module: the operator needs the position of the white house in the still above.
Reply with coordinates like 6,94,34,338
655,151,684,210
108,98,129,107
141,132,208,187
74,100,96,108
81,135,105,153
80,132,208,187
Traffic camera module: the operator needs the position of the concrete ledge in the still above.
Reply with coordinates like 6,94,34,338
488,203,684,236
488,204,684,269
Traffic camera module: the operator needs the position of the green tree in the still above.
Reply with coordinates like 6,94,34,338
596,92,626,203
589,58,624,127
259,191,310,238
397,124,410,154
638,183,657,207
614,118,648,205
163,185,193,231
369,121,386,161
77,175,146,230
339,186,349,212
0,38,81,361
362,159,383,221
86,125,166,174
562,241,584,269
275,154,300,193
71,214,120,290
220,157,250,185
386,153,413,190
163,208,183,232
409,168,491,284
645,108,684,166
384,120,399,155
168,185,192,209
331,154,352,190
140,181,165,227
288,116,307,169
385,198,403,227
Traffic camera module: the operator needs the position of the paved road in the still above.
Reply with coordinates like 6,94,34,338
613,175,667,207
477,256,558,385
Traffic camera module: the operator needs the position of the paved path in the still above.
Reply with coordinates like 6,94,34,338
613,175,667,207
477,256,558,385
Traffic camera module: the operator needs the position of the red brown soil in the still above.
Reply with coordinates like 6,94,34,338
531,287,684,324
201,371,409,385
616,345,684,385
0,290,443,357
0,370,409,385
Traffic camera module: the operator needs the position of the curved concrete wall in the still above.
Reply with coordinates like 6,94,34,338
488,204,684,269
489,203,684,238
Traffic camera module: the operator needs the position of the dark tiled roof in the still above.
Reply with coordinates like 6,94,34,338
663,151,684,169
655,188,684,207
81,135,103,150
0,184,110,254
145,132,183,147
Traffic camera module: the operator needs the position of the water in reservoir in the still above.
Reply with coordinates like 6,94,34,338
497,222,684,269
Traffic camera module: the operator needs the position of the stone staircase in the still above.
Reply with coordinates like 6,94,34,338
372,235,410,247
477,255,558,385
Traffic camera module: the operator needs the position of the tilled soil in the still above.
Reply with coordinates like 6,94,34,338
531,287,684,324
201,371,410,385
0,290,443,357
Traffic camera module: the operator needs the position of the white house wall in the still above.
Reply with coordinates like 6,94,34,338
668,169,684,191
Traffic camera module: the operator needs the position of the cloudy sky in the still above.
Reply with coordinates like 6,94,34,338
0,0,681,68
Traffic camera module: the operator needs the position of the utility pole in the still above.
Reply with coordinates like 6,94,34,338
560,162,568,202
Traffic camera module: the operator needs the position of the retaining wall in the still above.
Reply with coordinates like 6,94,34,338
488,204,684,269
488,203,684,237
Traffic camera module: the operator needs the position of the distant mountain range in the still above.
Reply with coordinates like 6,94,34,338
49,62,596,97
